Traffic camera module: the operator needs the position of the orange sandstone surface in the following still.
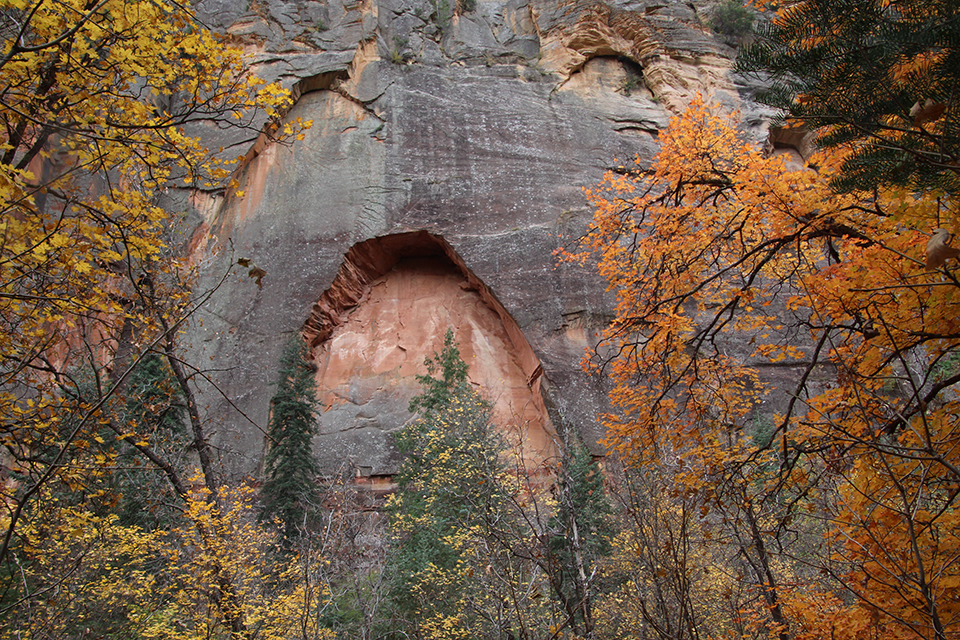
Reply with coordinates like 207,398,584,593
307,233,557,475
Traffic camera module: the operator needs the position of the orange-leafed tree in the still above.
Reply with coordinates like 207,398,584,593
565,97,960,640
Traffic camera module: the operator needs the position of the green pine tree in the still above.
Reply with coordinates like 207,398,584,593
737,0,960,195
547,431,613,636
112,353,188,528
407,329,470,415
385,331,616,639
260,336,320,542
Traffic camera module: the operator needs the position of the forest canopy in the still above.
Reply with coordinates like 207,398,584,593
562,4,960,634
565,93,960,639
0,0,314,636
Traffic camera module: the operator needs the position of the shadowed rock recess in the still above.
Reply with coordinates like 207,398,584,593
181,0,774,480
304,232,556,481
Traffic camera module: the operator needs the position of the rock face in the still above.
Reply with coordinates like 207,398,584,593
303,232,555,476
183,0,771,479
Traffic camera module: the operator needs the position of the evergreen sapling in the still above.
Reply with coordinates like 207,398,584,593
260,336,320,542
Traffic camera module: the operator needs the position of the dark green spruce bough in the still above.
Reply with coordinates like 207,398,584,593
737,0,960,194
260,336,320,542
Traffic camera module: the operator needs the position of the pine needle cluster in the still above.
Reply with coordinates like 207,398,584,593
738,0,960,195
260,336,320,542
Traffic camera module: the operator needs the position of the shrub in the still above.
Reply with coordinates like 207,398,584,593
711,0,754,44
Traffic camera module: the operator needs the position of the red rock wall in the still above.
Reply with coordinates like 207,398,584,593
307,233,557,471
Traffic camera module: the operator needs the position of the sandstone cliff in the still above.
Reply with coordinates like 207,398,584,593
179,0,774,478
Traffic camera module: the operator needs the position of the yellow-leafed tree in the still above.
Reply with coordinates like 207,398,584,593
0,0,309,617
3,483,336,640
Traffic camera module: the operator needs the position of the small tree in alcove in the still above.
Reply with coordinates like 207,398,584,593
261,336,321,542
385,330,506,635
385,330,570,640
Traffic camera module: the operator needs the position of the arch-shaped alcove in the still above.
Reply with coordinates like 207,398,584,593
767,125,818,170
303,231,556,486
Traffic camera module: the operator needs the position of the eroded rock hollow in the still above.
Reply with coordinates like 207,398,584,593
305,232,555,481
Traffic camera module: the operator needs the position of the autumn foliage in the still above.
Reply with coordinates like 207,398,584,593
565,97,960,640
5,0,959,636
0,0,316,634
0,0,309,549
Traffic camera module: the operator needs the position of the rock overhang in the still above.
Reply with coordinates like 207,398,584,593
306,231,558,477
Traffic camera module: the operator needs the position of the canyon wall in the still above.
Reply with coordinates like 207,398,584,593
179,0,774,478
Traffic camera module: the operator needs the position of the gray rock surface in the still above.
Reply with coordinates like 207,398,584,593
182,0,772,478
